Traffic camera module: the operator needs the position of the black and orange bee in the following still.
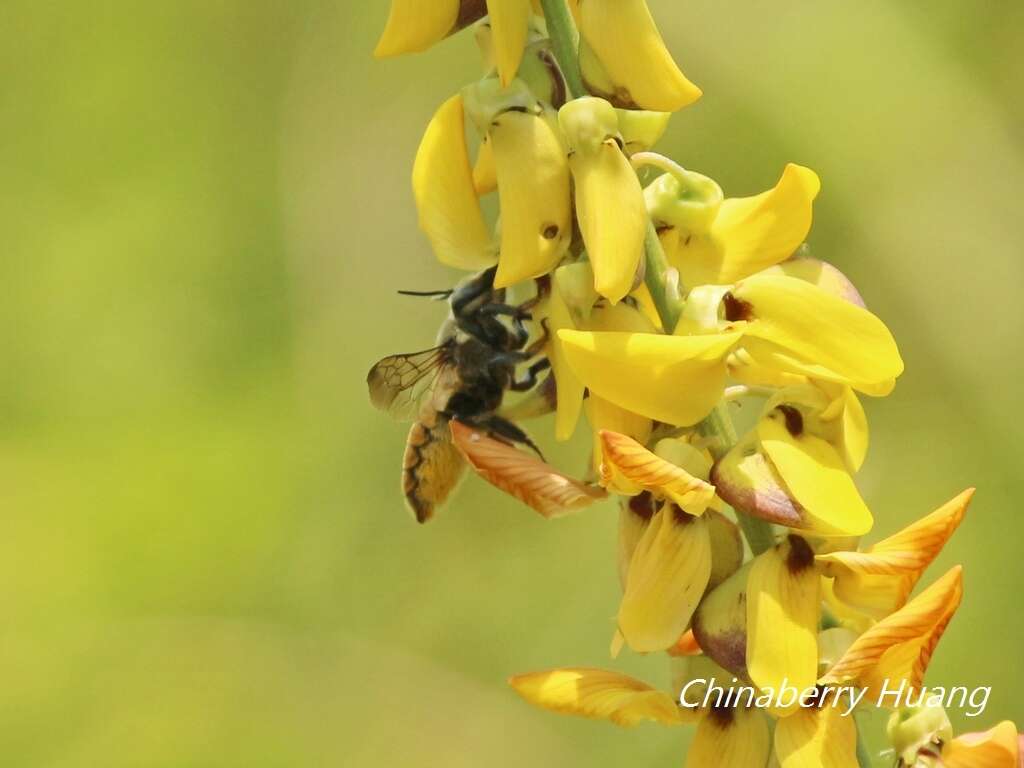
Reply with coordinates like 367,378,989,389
367,267,551,522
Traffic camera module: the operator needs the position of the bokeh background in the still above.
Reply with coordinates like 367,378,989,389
2,1,1022,764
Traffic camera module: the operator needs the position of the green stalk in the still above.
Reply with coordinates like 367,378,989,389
539,0,586,98
642,221,684,333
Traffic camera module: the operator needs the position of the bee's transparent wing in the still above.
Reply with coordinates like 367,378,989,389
366,344,451,421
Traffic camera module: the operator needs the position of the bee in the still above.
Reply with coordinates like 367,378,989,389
367,267,551,523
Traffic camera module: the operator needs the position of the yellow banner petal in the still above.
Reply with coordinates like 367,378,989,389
450,421,605,517
618,493,656,588
491,109,572,287
599,431,715,514
579,0,701,112
738,337,896,397
746,537,820,701
569,140,646,303
735,274,903,393
558,330,741,426
412,94,496,270
758,256,866,308
821,566,963,693
679,164,821,286
943,721,1021,768
817,489,971,618
508,668,684,727
775,706,858,768
374,0,463,58
685,707,771,768
618,504,711,652
758,414,873,537
486,0,530,86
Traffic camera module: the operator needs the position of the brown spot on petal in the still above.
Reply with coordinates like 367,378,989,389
628,490,656,521
776,405,804,437
723,292,754,322
786,535,815,573
671,503,696,527
706,703,736,728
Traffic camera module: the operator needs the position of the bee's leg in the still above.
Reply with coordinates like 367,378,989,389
469,414,545,460
521,318,550,358
451,267,501,341
510,358,551,391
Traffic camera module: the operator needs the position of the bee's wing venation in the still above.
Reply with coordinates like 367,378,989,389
367,344,453,421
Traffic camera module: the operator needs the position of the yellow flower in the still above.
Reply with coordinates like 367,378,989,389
651,164,821,286
821,566,963,697
559,97,648,303
941,721,1021,768
412,94,496,270
375,1,486,58
817,489,972,619
617,500,711,652
729,273,904,396
713,398,873,537
599,431,715,513
488,104,572,286
577,0,701,111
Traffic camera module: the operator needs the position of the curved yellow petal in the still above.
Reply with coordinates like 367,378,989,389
735,275,903,394
758,411,873,537
374,0,463,58
618,504,711,652
486,0,530,86
703,164,821,284
508,668,684,726
558,330,741,426
692,562,753,680
618,493,656,588
450,420,605,517
817,489,971,618
569,140,646,303
746,537,820,703
685,707,771,768
473,135,497,195
490,109,572,286
579,0,701,112
548,277,585,441
944,721,1021,768
775,706,858,768
600,431,715,514
712,427,804,528
412,94,496,270
821,566,963,694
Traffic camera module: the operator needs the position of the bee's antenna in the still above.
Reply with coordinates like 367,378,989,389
397,289,455,300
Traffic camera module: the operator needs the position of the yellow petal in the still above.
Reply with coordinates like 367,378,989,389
374,0,463,58
579,0,701,112
486,0,530,86
548,276,586,440
759,256,866,308
585,395,652,475
735,274,903,394
691,562,752,680
817,489,972,618
618,493,656,588
674,165,820,287
569,140,646,303
746,537,820,702
412,94,496,270
473,135,497,195
944,721,1021,768
712,427,804,528
508,668,683,726
685,707,771,768
821,566,963,693
775,706,858,768
450,420,605,517
558,330,741,426
706,510,744,590
758,413,873,537
600,431,715,514
618,505,712,652
491,109,572,286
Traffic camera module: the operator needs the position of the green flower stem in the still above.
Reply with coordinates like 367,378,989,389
539,0,586,99
642,221,684,333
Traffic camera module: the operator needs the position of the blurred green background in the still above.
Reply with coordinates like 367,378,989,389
2,1,1022,764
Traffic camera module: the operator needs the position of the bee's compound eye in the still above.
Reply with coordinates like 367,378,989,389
542,224,560,240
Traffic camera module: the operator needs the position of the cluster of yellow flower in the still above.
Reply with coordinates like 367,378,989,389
371,1,1021,765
